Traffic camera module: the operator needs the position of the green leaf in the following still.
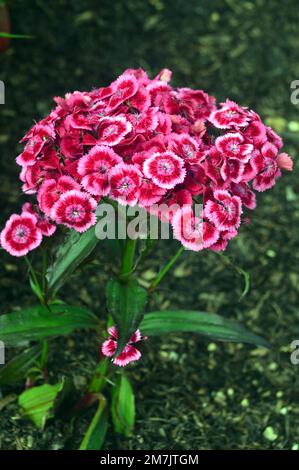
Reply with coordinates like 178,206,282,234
111,375,135,437
0,345,41,386
88,359,109,394
18,378,65,429
79,396,108,450
0,32,34,39
106,279,147,354
46,228,99,295
0,304,99,346
140,310,270,348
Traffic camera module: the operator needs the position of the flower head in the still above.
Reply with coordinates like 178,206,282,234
101,326,145,367
51,190,97,232
0,212,42,257
143,151,186,189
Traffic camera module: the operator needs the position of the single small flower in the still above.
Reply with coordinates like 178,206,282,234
109,163,142,206
204,189,242,232
77,145,122,196
172,205,219,251
209,100,250,129
51,189,97,232
37,175,81,216
277,152,293,171
143,151,186,189
97,116,132,146
215,132,253,162
101,326,145,367
0,211,42,257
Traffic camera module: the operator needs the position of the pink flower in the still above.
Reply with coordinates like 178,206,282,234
204,190,242,231
37,175,81,216
77,146,122,196
97,116,132,146
277,152,293,171
101,326,145,367
109,163,142,206
22,202,56,236
1,68,292,256
251,142,281,192
51,190,97,232
230,183,256,210
215,133,253,162
143,151,186,189
107,73,139,111
1,212,42,257
168,133,203,164
172,205,219,251
209,100,250,129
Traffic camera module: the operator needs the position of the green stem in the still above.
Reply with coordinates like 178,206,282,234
119,238,137,280
149,245,185,290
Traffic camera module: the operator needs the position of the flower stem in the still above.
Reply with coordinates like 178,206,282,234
149,245,185,290
119,238,137,281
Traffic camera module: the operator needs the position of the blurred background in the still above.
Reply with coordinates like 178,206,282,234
0,0,299,450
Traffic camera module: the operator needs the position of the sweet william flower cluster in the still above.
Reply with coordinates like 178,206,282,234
1,68,293,257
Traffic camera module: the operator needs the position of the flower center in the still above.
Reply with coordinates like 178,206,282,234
157,159,174,175
13,225,29,243
118,177,133,194
66,204,85,222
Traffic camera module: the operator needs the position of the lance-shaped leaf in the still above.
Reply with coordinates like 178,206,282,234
111,375,135,437
46,227,99,295
0,345,42,386
140,310,270,348
79,396,108,450
18,378,65,429
0,304,100,346
106,279,147,354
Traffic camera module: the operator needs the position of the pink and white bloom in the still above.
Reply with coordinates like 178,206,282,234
22,202,56,236
204,190,242,231
168,133,203,164
78,146,122,196
109,163,142,206
209,100,250,129
97,116,132,146
51,190,97,232
215,133,253,162
251,142,281,192
107,73,139,111
143,151,186,189
172,205,219,251
37,175,80,216
1,212,42,257
101,326,145,367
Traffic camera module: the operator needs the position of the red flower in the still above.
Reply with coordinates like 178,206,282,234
37,175,80,216
143,151,186,189
172,205,219,251
209,100,250,129
78,146,122,196
215,132,253,162
204,190,242,232
51,190,97,232
1,212,42,257
101,326,145,367
97,116,132,146
109,163,142,206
